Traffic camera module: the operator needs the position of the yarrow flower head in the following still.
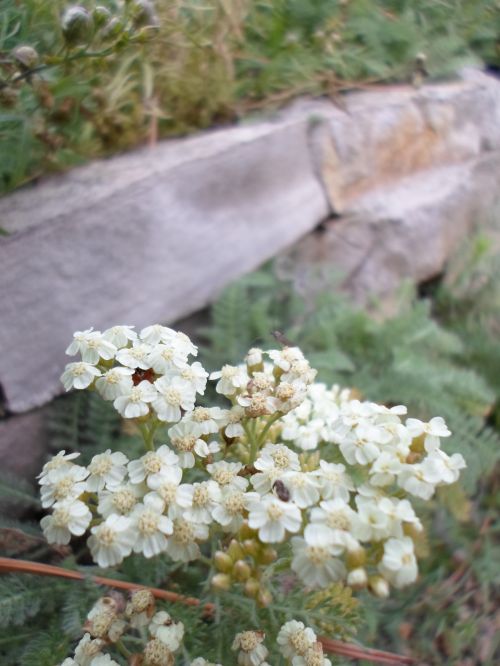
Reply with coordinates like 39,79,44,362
46,325,467,611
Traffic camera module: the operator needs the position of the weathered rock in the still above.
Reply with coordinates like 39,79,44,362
0,408,48,480
279,151,500,307
308,68,500,212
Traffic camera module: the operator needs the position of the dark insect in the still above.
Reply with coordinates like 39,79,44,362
271,330,295,348
272,479,290,502
132,368,155,385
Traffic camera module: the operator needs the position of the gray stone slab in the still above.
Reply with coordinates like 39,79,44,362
0,119,328,412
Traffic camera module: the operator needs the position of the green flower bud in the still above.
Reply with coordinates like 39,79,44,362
233,560,251,582
12,45,39,69
131,0,158,28
211,573,231,591
92,6,112,28
214,551,233,573
62,6,94,46
100,17,124,41
244,578,260,598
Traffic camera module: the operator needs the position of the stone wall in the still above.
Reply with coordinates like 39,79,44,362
1,68,499,474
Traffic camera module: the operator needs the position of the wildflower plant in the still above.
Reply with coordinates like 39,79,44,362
39,323,467,663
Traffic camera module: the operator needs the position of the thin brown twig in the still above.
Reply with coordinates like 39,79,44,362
0,557,415,664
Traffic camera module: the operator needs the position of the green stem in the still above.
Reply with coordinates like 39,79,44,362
115,639,132,659
257,412,283,447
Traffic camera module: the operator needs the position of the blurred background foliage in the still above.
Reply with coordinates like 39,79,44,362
1,0,499,193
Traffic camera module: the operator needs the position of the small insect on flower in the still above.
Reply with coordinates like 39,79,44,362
272,479,291,502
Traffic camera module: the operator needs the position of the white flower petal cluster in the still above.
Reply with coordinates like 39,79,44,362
61,324,207,424
277,621,331,666
48,329,467,599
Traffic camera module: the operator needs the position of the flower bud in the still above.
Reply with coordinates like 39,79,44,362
238,521,257,541
62,7,94,46
346,546,366,569
369,576,390,598
257,588,273,607
92,6,112,28
214,551,233,573
242,539,260,558
227,539,245,562
259,546,278,564
12,45,38,69
211,573,231,591
233,560,251,582
244,578,260,598
100,17,124,40
347,567,368,589
131,0,158,28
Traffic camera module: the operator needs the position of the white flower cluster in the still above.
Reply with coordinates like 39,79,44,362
277,621,331,666
59,590,185,666
61,325,205,420
277,382,466,590
45,326,466,598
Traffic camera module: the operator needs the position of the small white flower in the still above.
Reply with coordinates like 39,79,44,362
102,325,137,348
40,464,88,508
291,525,345,588
140,324,176,345
252,444,301,494
61,362,101,391
356,497,392,541
246,347,263,368
95,367,134,401
87,514,135,568
153,376,195,422
115,343,153,370
172,330,198,357
87,450,128,492
339,427,380,466
37,450,80,483
131,496,173,558
379,537,418,588
165,515,208,562
182,406,227,435
66,328,116,364
313,461,354,502
422,450,466,485
232,630,269,666
311,498,367,548
147,344,188,374
247,494,301,543
277,620,316,659
292,644,332,666
210,364,249,396
176,480,221,524
98,483,142,518
280,472,320,508
224,406,246,438
176,361,208,395
207,461,248,491
113,380,157,418
41,499,92,544
74,634,105,666
268,347,305,372
406,416,451,452
128,445,181,487
398,464,437,500
212,487,249,531
167,420,208,468
149,612,184,652
369,451,403,487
